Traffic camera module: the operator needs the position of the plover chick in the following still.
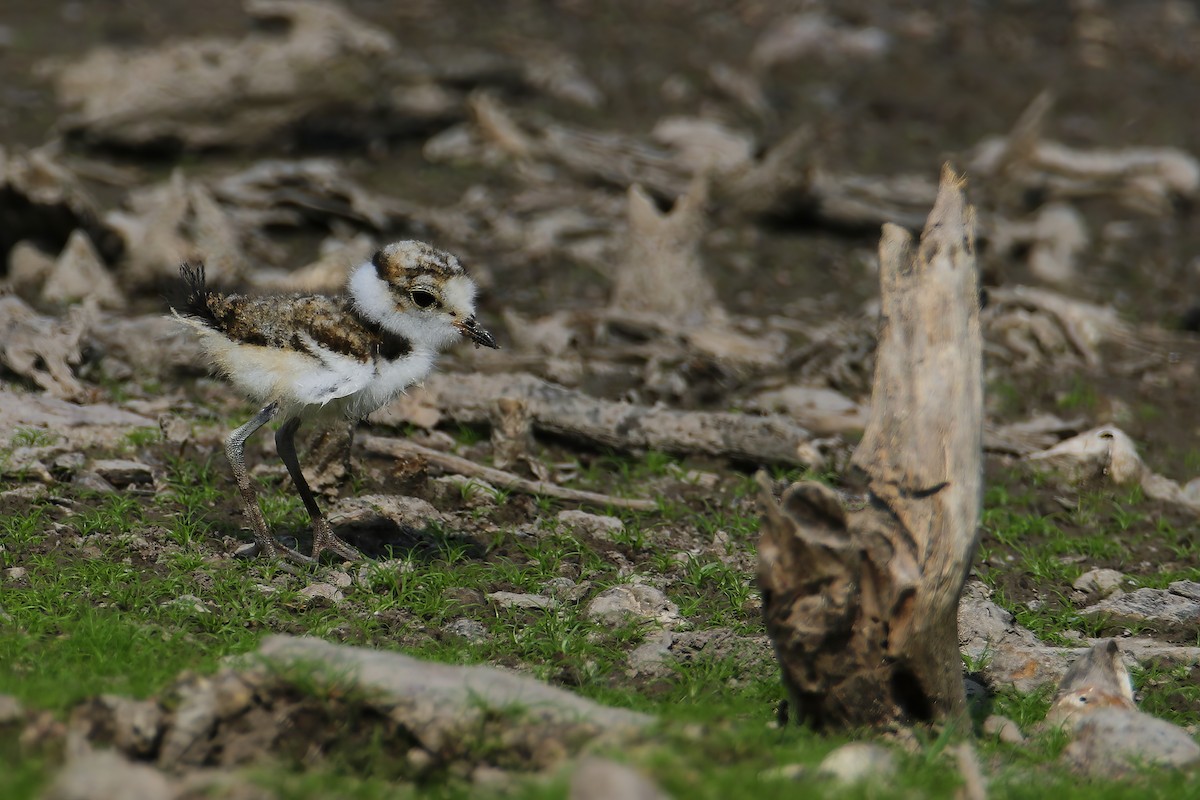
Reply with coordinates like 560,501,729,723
174,241,498,565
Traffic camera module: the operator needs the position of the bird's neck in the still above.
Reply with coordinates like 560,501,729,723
346,261,458,353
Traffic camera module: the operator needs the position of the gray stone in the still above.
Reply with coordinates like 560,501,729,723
817,742,897,783
4,567,27,581
1073,568,1126,598
487,591,558,610
0,483,48,502
557,510,625,541
543,576,589,601
432,474,501,506
299,582,345,605
356,558,415,588
72,471,118,494
0,694,23,725
163,594,210,614
569,757,668,800
587,584,680,627
444,618,490,644
1082,586,1200,629
51,451,86,476
103,695,163,757
958,581,1080,692
43,750,175,800
983,715,1026,745
212,670,255,720
627,631,674,677
88,459,154,487
158,678,218,767
1168,580,1200,602
252,635,651,755
1063,708,1200,776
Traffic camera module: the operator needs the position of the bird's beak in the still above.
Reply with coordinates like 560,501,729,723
456,316,499,349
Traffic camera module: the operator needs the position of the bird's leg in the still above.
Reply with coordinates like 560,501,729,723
226,403,314,566
276,417,364,562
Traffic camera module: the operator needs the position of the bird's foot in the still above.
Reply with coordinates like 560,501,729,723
312,518,364,562
235,535,317,572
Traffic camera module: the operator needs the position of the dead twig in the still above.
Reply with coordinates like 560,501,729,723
359,434,658,512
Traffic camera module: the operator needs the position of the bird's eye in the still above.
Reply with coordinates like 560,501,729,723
410,290,438,309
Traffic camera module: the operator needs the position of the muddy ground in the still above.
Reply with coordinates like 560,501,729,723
2,0,1200,795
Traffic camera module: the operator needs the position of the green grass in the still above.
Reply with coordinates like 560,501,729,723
1,448,1199,799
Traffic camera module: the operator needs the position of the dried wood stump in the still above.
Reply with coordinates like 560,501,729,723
758,165,983,729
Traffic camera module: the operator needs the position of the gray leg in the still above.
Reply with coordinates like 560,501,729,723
226,403,313,566
276,417,363,562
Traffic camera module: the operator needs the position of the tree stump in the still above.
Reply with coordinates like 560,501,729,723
758,165,983,729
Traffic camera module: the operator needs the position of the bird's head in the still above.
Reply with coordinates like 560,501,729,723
350,241,498,351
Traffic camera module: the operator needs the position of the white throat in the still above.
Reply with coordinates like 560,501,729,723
347,261,461,352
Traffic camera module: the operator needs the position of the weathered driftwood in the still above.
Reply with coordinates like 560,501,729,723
611,176,719,327
42,0,450,150
758,165,982,729
359,434,656,512
970,92,1200,214
722,128,938,230
0,143,114,263
0,294,94,401
412,372,820,467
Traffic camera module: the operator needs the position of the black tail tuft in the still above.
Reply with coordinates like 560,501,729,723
177,262,219,325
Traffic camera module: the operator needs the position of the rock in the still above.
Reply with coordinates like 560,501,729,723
487,591,558,610
299,582,345,605
4,567,27,581
106,696,164,757
45,1,406,150
1073,568,1126,597
444,618,490,644
1169,580,1200,602
1113,637,1200,667
0,694,23,725
42,229,124,309
8,240,56,298
963,677,989,709
817,742,897,783
983,715,1026,745
72,472,118,494
752,13,891,69
212,671,255,720
251,635,651,760
557,510,625,541
51,451,86,477
543,576,588,601
158,677,218,767
0,294,92,402
328,494,444,529
586,584,680,627
356,558,415,588
627,631,674,677
1082,584,1200,633
89,459,154,488
747,385,868,436
163,594,210,615
760,763,807,781
1063,708,1200,776
569,757,669,800
0,483,48,502
958,581,1079,691
0,388,156,450
1047,639,1135,728
43,749,176,800
431,474,501,507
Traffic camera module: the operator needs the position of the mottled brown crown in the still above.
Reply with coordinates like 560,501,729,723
371,241,464,284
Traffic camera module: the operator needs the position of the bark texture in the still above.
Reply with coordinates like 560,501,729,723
758,165,983,729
